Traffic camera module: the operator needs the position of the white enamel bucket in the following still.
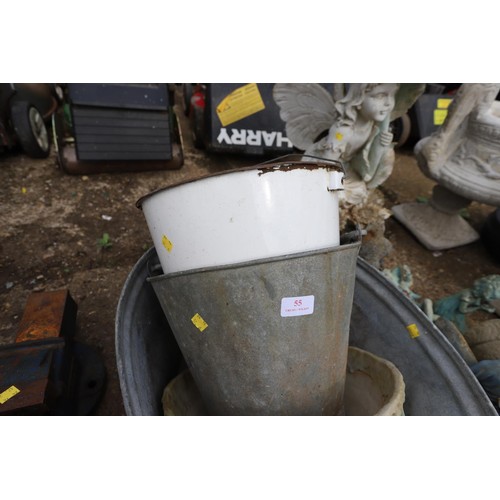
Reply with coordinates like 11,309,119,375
137,156,344,274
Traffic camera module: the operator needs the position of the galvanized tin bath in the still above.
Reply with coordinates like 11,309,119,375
115,248,497,416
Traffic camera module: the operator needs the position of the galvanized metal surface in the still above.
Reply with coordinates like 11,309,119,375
115,253,184,417
349,261,497,416
115,248,498,416
148,241,360,416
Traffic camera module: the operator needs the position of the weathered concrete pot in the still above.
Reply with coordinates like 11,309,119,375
344,346,405,416
148,240,361,416
161,346,406,416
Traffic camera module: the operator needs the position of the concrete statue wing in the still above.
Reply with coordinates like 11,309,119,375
391,83,426,121
273,83,337,151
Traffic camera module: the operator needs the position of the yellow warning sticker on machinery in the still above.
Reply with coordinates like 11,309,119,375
437,98,452,109
434,109,448,126
0,385,20,404
191,313,208,332
406,323,420,339
434,98,453,125
216,83,266,127
162,234,173,253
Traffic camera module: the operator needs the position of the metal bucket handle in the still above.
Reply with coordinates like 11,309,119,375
255,154,345,192
255,153,345,175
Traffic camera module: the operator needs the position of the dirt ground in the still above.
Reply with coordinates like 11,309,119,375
1,89,499,415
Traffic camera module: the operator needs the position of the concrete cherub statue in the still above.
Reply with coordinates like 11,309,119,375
273,83,425,204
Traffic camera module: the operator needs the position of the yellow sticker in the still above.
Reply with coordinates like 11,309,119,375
0,385,20,404
434,109,448,126
437,98,452,109
162,234,173,253
21,187,27,194
335,132,343,141
216,83,266,127
191,313,208,332
406,324,420,339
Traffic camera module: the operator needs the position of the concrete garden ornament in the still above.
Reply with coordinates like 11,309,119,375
392,83,500,250
433,274,500,332
273,83,425,205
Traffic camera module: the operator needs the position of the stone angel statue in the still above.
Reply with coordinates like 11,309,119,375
273,83,425,204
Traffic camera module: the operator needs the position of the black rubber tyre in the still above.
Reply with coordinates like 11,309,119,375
10,100,50,158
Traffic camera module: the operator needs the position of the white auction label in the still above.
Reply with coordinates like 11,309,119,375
280,295,315,317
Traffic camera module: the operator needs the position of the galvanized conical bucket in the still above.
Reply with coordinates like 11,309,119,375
148,236,361,416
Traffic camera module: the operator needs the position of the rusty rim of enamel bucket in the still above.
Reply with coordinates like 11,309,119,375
136,154,344,209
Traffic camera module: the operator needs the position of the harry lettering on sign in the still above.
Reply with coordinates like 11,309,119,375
217,128,293,148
